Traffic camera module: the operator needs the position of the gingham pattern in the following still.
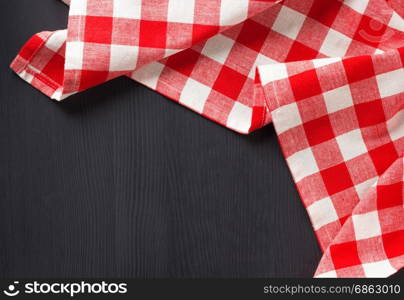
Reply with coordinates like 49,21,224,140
134,0,404,132
10,0,404,133
315,157,403,277
258,48,404,277
387,0,404,17
11,0,281,133
10,0,404,277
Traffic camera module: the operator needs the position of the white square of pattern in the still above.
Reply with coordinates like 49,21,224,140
273,102,302,134
201,34,235,65
113,0,141,19
287,148,319,182
248,54,277,79
386,110,404,141
376,69,404,98
164,49,181,59
389,12,404,31
307,197,339,230
258,63,288,85
323,85,353,114
354,177,378,199
69,0,87,16
362,260,397,278
167,0,195,24
45,30,67,52
271,6,306,40
220,0,249,26
352,211,381,240
313,57,341,68
65,42,84,70
336,129,368,161
226,102,252,134
110,45,139,71
131,62,165,90
320,29,351,57
180,78,210,113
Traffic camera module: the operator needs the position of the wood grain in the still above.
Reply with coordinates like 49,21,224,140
1,0,399,279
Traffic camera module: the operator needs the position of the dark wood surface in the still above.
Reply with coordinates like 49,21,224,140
0,0,400,279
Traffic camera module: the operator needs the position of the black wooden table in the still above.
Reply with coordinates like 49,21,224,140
1,0,399,278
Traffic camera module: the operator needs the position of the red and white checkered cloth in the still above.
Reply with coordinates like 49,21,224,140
11,0,404,277
258,48,404,277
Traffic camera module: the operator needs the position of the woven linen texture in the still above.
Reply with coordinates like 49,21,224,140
11,0,404,277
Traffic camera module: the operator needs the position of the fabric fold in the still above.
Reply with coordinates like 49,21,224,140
258,48,404,277
315,157,403,278
10,0,404,277
11,0,282,133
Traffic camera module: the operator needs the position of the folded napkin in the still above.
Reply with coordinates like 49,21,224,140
11,0,403,277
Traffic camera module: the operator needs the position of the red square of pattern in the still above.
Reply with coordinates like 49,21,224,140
139,20,167,48
343,55,375,83
20,35,44,60
78,70,109,91
308,0,342,27
286,41,319,62
237,19,270,52
84,16,113,44
354,15,388,48
382,231,404,258
321,163,354,195
42,54,65,86
289,69,322,101
212,66,247,100
399,47,404,63
303,115,335,146
330,241,361,270
369,142,398,175
377,182,402,210
165,49,200,77
355,100,385,127
192,24,219,45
